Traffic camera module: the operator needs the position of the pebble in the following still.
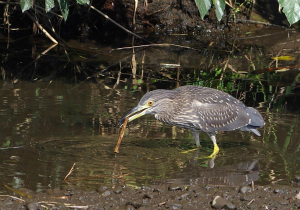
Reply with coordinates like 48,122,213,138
187,185,197,192
240,195,252,201
113,185,123,194
168,183,182,191
296,192,300,200
239,186,252,194
166,202,183,209
97,186,108,193
102,190,111,197
25,202,39,210
179,192,191,199
294,175,300,182
124,204,135,210
143,194,152,199
212,196,236,209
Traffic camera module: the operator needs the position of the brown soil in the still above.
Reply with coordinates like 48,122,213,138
2,182,300,209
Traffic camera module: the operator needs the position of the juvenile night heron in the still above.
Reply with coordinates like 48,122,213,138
119,85,265,157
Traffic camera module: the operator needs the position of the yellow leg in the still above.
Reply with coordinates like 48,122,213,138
206,133,219,158
207,142,219,158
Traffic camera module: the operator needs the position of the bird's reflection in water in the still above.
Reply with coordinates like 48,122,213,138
154,149,259,187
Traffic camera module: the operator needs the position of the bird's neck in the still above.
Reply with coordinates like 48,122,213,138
154,103,176,123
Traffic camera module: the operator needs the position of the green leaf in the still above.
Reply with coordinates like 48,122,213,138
20,0,33,12
213,0,225,21
77,0,90,4
194,0,212,19
57,0,69,21
278,0,300,25
45,0,55,12
2,140,10,147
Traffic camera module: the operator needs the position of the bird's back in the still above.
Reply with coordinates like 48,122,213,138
166,86,264,135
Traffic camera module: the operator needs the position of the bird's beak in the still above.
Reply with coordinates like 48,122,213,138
118,105,149,127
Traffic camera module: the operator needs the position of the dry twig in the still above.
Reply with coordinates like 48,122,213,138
64,163,76,181
114,117,129,153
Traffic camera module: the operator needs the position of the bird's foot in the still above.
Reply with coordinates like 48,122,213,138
206,143,219,159
180,147,200,154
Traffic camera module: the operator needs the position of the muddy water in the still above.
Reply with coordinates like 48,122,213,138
0,79,299,193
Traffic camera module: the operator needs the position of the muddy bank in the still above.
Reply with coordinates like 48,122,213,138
2,182,300,209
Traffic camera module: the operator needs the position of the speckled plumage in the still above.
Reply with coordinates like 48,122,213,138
119,85,265,155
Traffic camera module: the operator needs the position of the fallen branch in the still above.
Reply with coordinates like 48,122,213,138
64,163,76,182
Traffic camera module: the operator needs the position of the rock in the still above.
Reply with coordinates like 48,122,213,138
212,196,236,209
179,192,191,199
124,204,135,210
143,194,152,199
166,202,183,209
168,183,182,191
25,202,39,210
239,186,252,194
295,192,300,200
187,185,197,192
113,185,123,194
97,186,108,193
240,195,252,201
294,175,300,182
102,190,111,197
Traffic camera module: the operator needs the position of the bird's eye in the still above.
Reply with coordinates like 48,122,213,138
147,100,154,106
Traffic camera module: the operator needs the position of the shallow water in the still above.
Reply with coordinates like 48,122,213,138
1,27,300,193
0,79,299,193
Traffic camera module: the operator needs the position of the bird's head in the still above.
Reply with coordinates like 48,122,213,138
118,89,176,127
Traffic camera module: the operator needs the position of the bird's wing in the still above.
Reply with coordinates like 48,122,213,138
173,97,251,133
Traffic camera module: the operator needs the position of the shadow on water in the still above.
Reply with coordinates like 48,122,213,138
1,27,300,193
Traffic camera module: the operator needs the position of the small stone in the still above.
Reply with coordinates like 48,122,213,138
204,185,211,190
102,190,111,197
275,197,289,205
180,192,191,199
294,175,300,182
25,202,39,210
168,183,182,191
97,186,108,193
240,195,252,201
239,186,252,194
113,185,123,194
295,192,300,200
274,189,280,194
212,196,236,209
124,204,135,210
167,203,182,209
187,185,197,192
143,194,152,199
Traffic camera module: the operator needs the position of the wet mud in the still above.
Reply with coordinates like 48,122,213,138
2,182,300,209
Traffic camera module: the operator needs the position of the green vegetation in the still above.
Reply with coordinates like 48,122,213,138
21,0,90,20
194,0,300,25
